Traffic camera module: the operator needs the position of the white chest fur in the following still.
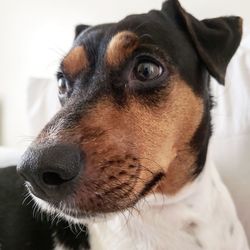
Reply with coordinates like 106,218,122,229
88,159,249,250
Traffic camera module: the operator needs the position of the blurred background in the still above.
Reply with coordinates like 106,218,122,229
0,0,249,148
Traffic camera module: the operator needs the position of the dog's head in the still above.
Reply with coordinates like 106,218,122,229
17,0,242,220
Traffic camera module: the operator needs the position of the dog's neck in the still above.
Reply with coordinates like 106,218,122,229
88,151,248,250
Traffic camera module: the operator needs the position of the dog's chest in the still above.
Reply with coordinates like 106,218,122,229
89,207,241,250
88,165,248,250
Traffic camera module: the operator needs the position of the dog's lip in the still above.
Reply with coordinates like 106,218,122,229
25,181,48,200
36,197,98,220
50,203,119,223
25,180,70,204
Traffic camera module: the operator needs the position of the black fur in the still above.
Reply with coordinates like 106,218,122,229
138,172,165,198
162,0,242,85
74,24,90,40
0,166,90,250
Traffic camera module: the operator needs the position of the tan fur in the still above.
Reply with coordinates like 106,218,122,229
39,76,203,213
62,46,89,77
106,31,139,67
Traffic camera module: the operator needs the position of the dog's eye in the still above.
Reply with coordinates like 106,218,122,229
134,61,163,81
58,77,69,96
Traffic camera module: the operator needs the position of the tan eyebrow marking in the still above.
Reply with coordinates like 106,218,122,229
106,31,139,67
62,46,89,77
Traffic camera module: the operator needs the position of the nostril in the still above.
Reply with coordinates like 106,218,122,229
42,172,74,186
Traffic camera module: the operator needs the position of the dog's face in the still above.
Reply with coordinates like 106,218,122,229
18,0,242,219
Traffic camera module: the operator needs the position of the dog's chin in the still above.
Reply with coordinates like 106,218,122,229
30,193,113,225
27,181,183,226
28,188,186,226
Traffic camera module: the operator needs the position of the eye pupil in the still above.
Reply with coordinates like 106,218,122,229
138,64,150,78
135,62,162,81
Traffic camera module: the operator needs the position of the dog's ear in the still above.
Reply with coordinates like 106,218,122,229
162,0,243,84
74,24,90,39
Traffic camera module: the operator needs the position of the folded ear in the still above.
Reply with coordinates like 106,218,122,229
74,24,90,40
162,0,243,84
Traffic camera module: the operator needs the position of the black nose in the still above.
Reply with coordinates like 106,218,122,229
17,144,84,201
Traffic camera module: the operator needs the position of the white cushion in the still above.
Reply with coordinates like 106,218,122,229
0,147,24,167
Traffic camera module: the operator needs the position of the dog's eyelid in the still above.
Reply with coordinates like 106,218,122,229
133,52,167,71
133,48,170,67
57,70,75,84
56,71,64,80
135,54,163,68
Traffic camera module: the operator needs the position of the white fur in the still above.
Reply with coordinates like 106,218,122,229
54,243,70,250
32,152,249,250
88,154,249,250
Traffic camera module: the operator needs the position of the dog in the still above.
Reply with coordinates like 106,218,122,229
0,0,249,249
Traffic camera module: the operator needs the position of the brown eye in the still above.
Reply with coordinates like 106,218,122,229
135,61,163,81
58,77,68,95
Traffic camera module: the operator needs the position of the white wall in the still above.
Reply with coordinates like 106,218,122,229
0,0,249,147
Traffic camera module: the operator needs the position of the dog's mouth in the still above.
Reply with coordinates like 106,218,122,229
30,193,101,224
26,171,165,223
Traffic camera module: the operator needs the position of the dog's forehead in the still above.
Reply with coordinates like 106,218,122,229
62,9,203,93
61,12,166,77
76,11,165,45
72,10,179,60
